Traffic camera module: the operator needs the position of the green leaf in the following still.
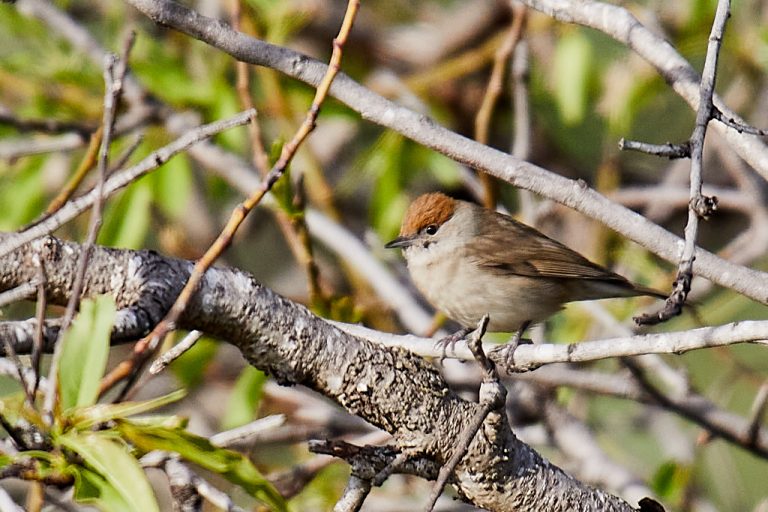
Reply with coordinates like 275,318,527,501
150,153,192,219
121,415,187,430
98,182,152,249
60,431,159,512
271,165,298,216
221,366,267,430
553,29,593,125
358,132,409,238
425,150,461,187
116,420,286,511
71,467,136,512
651,460,691,503
0,156,46,230
68,389,186,430
59,295,116,411
0,453,13,469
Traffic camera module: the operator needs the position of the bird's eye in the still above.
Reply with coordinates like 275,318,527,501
424,224,439,235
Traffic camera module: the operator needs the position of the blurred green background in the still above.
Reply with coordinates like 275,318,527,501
1,0,767,510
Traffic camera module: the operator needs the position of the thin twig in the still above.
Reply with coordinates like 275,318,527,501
0,111,258,258
509,8,539,223
107,132,144,176
333,319,768,371
333,476,371,512
624,358,768,458
100,0,362,399
0,132,86,160
635,0,730,326
0,112,95,137
44,126,104,215
712,107,768,136
746,380,768,446
141,453,247,512
618,138,691,159
404,31,507,94
474,6,528,208
31,257,47,398
1,329,34,406
610,185,745,213
43,33,134,420
424,315,506,511
287,178,328,310
148,330,203,374
209,414,286,447
230,0,270,176
230,1,329,311
510,2,530,161
0,282,37,308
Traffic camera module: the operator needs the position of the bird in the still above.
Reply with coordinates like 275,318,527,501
385,192,666,364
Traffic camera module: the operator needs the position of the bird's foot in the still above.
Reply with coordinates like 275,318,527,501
435,327,473,360
500,322,532,368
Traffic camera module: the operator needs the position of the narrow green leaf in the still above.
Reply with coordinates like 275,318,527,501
119,415,187,430
68,388,186,429
59,295,116,411
117,421,286,512
651,460,691,503
426,150,461,187
369,133,407,238
60,431,159,512
652,461,676,497
0,453,13,468
151,153,192,219
222,366,267,430
72,466,135,512
554,30,593,125
98,182,152,249
0,157,46,230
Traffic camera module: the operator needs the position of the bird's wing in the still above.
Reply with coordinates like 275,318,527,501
472,212,630,283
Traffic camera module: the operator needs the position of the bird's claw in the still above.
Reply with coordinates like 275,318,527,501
434,327,472,361
499,326,532,369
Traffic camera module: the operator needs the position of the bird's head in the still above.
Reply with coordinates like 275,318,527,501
385,192,460,252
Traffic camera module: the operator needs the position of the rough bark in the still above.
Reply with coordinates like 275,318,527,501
0,233,641,511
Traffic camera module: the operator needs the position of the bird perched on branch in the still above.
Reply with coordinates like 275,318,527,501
386,192,665,364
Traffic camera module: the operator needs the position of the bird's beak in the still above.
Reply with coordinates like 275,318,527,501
385,235,415,249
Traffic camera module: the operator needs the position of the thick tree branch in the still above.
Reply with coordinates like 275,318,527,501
0,233,643,511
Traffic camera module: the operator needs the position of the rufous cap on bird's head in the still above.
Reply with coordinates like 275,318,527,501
384,192,458,248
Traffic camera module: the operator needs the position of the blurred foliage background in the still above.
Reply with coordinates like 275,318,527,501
1,0,768,510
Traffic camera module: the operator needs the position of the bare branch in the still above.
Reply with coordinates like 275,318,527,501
0,282,37,308
0,234,641,511
121,0,768,306
618,139,690,159
334,319,768,371
0,112,95,137
333,476,371,512
635,0,731,326
518,0,768,182
0,110,257,258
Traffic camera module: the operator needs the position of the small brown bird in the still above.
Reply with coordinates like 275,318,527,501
386,192,665,360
